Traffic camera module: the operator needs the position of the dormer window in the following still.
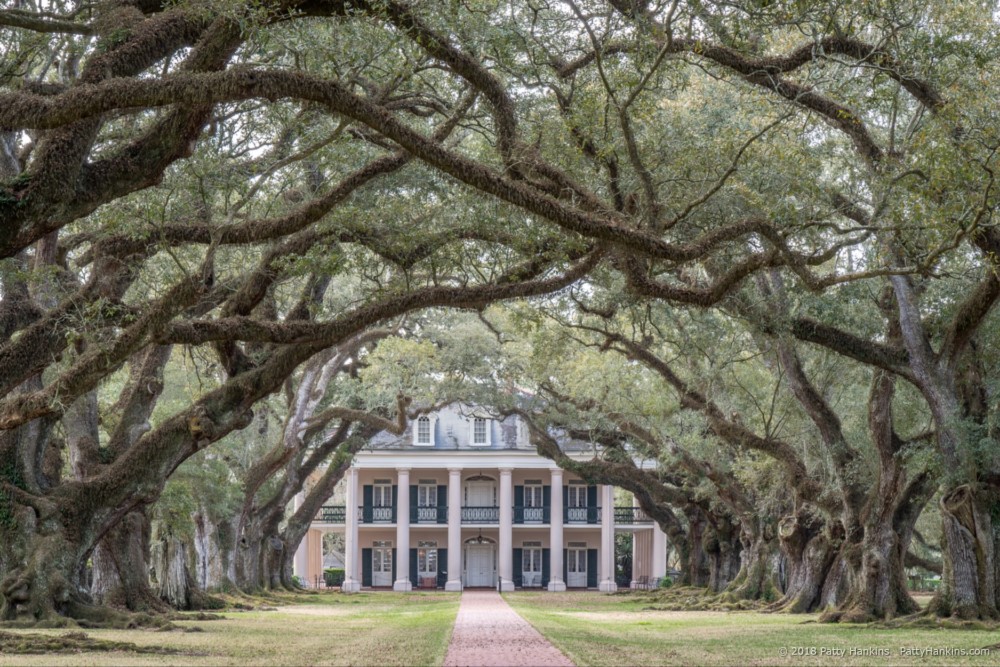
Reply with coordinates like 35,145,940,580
413,415,434,446
472,417,489,446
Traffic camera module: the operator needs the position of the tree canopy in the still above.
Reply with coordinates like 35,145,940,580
1,0,999,624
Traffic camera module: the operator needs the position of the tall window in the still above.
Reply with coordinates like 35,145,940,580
418,541,438,576
524,481,543,508
522,541,542,585
373,480,392,507
567,481,587,507
418,481,437,507
373,540,393,574
416,416,431,445
473,417,488,445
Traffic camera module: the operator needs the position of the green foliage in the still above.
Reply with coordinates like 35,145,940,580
658,576,673,589
323,568,345,587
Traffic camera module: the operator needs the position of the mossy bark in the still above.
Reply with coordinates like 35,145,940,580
90,511,168,613
766,511,839,613
928,486,998,620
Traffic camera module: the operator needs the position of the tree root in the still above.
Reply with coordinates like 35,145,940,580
632,586,768,612
0,630,189,654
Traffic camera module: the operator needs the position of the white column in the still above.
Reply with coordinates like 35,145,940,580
652,521,668,581
446,467,463,591
293,492,309,584
599,484,618,592
498,468,514,591
342,467,361,592
394,467,413,591
548,468,566,591
629,530,646,588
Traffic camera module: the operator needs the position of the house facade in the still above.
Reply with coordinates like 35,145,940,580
295,404,669,591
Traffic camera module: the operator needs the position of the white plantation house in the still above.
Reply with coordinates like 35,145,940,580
294,404,669,592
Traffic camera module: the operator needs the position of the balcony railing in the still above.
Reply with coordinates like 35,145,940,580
361,505,394,523
318,505,347,523
414,505,448,523
614,506,653,524
565,506,601,524
513,506,549,523
317,504,649,526
461,506,499,523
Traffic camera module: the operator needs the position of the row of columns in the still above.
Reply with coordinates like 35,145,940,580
340,466,620,592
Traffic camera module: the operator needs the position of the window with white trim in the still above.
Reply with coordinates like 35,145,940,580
418,541,438,576
418,481,437,507
373,480,392,507
415,416,432,445
472,417,489,445
567,481,587,508
524,481,543,508
522,541,543,577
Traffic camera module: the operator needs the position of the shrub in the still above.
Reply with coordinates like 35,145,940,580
658,576,673,589
324,568,345,587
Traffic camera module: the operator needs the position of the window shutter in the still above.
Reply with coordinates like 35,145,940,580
563,486,569,523
541,549,550,588
587,486,598,524
437,548,448,588
514,486,524,524
409,548,418,587
391,485,398,523
362,549,372,587
410,485,418,523
513,548,523,587
437,485,448,523
362,485,373,523
563,549,569,586
543,485,551,523
392,548,397,584
587,549,598,588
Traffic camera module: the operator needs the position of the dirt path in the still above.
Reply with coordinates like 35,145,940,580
442,591,575,667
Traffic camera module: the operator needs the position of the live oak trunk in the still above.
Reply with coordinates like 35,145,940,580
767,511,839,613
91,511,168,613
930,486,998,619
704,519,741,593
723,521,780,602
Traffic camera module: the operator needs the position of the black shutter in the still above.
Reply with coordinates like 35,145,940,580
563,549,569,586
543,485,551,523
410,548,419,587
391,485,398,523
362,548,372,587
392,548,397,585
542,548,550,588
514,486,524,524
513,548,523,587
437,548,448,588
587,549,598,588
587,486,598,524
410,485,418,523
437,485,448,523
363,485,373,523
563,485,569,523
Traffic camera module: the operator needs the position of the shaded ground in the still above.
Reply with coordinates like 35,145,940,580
504,591,1000,667
443,591,573,667
0,592,459,667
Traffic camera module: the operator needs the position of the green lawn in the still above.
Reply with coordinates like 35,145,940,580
504,592,1000,666
0,592,460,667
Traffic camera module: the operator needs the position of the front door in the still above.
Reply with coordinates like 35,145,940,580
567,547,587,588
465,545,495,587
373,543,393,587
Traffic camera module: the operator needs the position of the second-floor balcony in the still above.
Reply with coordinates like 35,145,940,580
614,506,653,524
461,505,499,523
315,503,653,525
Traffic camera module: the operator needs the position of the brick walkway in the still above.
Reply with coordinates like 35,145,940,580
442,590,575,666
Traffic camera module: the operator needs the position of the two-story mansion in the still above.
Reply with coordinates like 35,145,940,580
295,404,669,592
